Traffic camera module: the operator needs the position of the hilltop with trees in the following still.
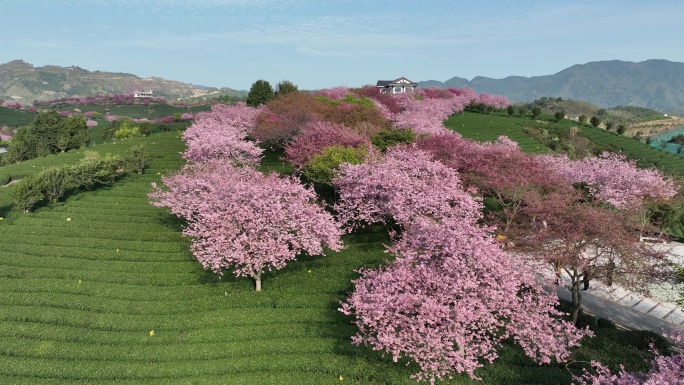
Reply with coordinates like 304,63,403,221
0,80,682,384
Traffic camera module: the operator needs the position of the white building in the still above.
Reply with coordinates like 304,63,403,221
376,77,418,94
133,90,153,98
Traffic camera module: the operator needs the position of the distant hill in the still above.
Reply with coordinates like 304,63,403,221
420,60,684,115
0,60,245,104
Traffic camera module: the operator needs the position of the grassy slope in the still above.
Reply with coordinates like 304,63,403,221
0,131,665,384
446,111,684,177
0,106,36,128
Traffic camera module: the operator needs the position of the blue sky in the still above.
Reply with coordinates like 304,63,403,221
1,0,682,91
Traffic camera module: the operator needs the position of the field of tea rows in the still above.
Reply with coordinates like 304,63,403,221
0,131,664,384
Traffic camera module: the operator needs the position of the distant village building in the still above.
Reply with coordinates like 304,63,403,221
133,90,153,98
376,77,418,94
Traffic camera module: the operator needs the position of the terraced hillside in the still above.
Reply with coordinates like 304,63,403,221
0,133,428,384
0,131,669,384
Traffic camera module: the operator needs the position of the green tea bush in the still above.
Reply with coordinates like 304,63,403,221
37,166,70,203
371,129,417,151
113,125,141,140
69,152,126,190
10,175,44,213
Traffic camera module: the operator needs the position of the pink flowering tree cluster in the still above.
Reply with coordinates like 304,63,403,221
414,132,678,324
2,100,23,109
333,148,481,230
314,86,350,100
283,120,371,169
474,93,510,109
182,102,264,166
575,330,684,385
335,149,587,382
538,152,678,211
151,100,344,291
150,161,343,291
538,152,679,242
342,217,589,383
366,87,508,135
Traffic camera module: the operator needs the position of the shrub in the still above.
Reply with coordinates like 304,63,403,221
302,145,368,185
138,122,152,136
596,317,617,329
114,124,141,140
127,145,149,175
70,152,126,190
371,129,417,151
11,175,44,213
37,166,70,203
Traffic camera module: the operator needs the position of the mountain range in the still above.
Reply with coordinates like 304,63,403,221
2,59,684,114
420,59,684,115
0,60,243,104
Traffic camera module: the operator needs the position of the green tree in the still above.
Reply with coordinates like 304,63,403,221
597,108,607,117
605,121,615,131
56,116,89,152
30,110,63,153
507,105,515,117
554,111,565,122
617,124,626,135
275,80,298,96
579,115,588,124
138,122,152,136
127,145,149,174
518,106,528,117
4,126,37,163
590,116,601,127
113,121,141,140
532,106,542,118
246,79,275,107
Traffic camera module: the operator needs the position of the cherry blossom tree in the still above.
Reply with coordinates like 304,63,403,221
517,187,676,323
389,91,461,135
149,161,343,291
252,92,323,147
539,152,679,240
333,148,481,231
538,152,678,211
414,133,678,324
314,86,350,100
283,120,371,169
340,216,590,383
182,102,264,166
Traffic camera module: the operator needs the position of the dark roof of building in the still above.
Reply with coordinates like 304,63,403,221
376,77,418,87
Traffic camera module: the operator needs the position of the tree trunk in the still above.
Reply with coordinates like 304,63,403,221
254,270,262,292
570,269,582,325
